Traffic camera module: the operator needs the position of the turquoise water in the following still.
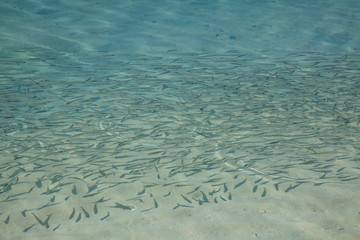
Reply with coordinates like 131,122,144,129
1,1,360,239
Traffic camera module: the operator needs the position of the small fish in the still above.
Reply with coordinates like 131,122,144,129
285,184,293,193
253,185,258,193
219,196,227,202
83,192,100,198
228,192,232,200
233,179,247,189
32,213,45,226
4,215,10,224
157,70,170,76
154,199,158,208
21,209,27,217
72,185,77,195
138,188,145,195
53,224,61,231
223,183,228,193
50,195,55,202
69,208,75,220
50,174,63,184
42,186,62,195
98,169,106,177
35,178,42,188
172,203,194,210
81,207,90,218
200,191,209,202
314,182,327,186
203,177,222,183
88,181,99,193
76,213,82,223
274,183,279,191
37,202,58,210
28,186,35,194
260,180,270,185
112,203,135,210
187,186,200,194
164,191,171,197
254,178,263,184
261,188,267,197
96,197,109,203
93,204,98,214
209,188,221,195
23,224,36,232
181,194,192,204
44,214,51,228
100,212,110,220
340,176,359,182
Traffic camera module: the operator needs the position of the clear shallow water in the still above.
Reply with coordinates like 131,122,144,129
0,0,360,239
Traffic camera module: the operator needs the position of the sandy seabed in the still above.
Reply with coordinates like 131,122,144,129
1,183,359,240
